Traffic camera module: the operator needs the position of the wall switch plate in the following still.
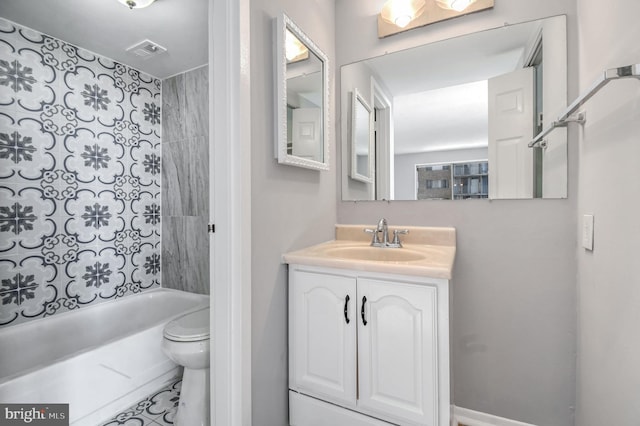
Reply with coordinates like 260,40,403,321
583,214,594,250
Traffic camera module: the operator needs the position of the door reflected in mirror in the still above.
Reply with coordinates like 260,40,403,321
275,14,329,171
340,15,567,201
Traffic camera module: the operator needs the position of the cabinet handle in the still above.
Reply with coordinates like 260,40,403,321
344,295,350,324
361,296,367,326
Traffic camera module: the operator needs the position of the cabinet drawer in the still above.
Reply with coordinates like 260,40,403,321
290,391,395,426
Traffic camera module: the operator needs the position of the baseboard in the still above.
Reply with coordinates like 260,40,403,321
452,406,538,426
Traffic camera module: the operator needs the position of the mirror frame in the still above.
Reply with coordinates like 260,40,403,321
274,13,330,171
350,88,374,183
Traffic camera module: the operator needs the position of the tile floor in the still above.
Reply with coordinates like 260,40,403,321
99,376,182,426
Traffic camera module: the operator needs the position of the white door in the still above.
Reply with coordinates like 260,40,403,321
292,108,322,162
488,67,535,199
357,278,439,426
289,269,357,407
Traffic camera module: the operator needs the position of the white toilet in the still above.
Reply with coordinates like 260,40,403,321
162,307,210,426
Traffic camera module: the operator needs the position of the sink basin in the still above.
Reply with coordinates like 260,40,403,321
325,246,426,262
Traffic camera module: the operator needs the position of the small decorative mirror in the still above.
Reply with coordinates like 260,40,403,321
274,13,329,171
350,89,374,183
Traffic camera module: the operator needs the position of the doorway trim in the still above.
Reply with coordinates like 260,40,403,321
210,0,252,424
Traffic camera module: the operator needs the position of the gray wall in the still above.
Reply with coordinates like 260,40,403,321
336,1,578,425
575,0,640,424
161,66,209,295
250,0,337,425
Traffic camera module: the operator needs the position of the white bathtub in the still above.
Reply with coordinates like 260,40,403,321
0,288,209,425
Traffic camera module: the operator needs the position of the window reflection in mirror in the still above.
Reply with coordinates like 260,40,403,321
340,15,567,201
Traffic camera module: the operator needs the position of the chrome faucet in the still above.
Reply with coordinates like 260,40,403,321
376,218,389,245
364,218,409,248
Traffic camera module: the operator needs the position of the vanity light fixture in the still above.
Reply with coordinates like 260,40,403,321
434,0,477,12
380,0,426,28
116,0,156,9
378,0,493,38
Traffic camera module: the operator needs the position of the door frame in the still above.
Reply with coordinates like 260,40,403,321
210,0,252,424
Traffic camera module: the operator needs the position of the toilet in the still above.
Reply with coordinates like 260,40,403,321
162,307,210,426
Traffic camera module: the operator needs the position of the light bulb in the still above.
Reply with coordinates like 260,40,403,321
450,0,472,11
116,0,156,9
434,0,477,12
395,15,412,28
380,0,426,29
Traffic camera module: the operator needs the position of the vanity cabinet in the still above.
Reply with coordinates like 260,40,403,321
288,265,449,426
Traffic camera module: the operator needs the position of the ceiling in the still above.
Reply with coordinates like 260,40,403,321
349,19,541,155
0,0,208,79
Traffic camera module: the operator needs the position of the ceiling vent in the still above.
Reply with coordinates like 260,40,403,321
126,40,167,59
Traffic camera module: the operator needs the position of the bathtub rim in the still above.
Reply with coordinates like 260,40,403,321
0,288,209,385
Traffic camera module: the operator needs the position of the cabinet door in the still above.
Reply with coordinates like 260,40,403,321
290,269,357,407
357,278,439,426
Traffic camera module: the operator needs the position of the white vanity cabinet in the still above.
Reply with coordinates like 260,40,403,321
288,265,450,426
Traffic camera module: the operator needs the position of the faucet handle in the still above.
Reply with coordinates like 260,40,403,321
364,228,381,245
392,229,409,246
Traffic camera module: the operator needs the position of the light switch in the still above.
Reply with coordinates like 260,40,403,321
582,214,594,250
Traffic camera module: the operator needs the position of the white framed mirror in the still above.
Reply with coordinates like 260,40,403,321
350,88,374,183
274,13,329,171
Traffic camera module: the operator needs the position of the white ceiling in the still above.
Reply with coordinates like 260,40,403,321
350,19,542,155
0,0,208,79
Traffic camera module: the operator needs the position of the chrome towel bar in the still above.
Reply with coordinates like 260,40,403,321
529,63,640,148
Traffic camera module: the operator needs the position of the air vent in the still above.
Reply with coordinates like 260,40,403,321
126,39,167,59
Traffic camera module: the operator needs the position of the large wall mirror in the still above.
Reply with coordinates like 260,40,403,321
275,13,329,171
341,15,567,201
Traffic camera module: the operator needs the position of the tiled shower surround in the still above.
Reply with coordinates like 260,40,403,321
0,18,162,327
161,66,209,295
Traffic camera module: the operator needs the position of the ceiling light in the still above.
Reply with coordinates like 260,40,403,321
117,0,156,9
380,0,426,28
434,0,477,12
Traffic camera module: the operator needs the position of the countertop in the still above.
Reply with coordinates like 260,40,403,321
282,225,456,279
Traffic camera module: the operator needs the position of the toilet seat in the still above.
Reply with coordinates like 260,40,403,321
164,307,210,342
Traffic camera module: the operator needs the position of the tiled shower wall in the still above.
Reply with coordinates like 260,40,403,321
0,19,162,327
161,66,209,295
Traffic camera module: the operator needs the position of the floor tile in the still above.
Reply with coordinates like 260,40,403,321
99,376,181,426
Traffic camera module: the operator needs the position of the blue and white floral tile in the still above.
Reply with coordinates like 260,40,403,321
132,191,161,239
0,255,59,326
131,241,161,290
0,184,56,257
100,376,182,426
38,216,80,267
0,26,59,114
63,128,125,185
0,110,57,182
130,86,161,139
63,244,127,305
131,140,161,187
64,188,126,246
0,17,161,328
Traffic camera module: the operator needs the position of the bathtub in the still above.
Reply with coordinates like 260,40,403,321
0,288,209,425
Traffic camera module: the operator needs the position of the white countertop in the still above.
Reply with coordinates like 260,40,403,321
283,225,456,279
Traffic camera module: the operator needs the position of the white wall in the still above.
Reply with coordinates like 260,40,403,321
250,0,337,425
575,1,640,424
336,1,578,425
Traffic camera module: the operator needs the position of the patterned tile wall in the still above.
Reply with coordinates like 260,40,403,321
0,18,162,327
